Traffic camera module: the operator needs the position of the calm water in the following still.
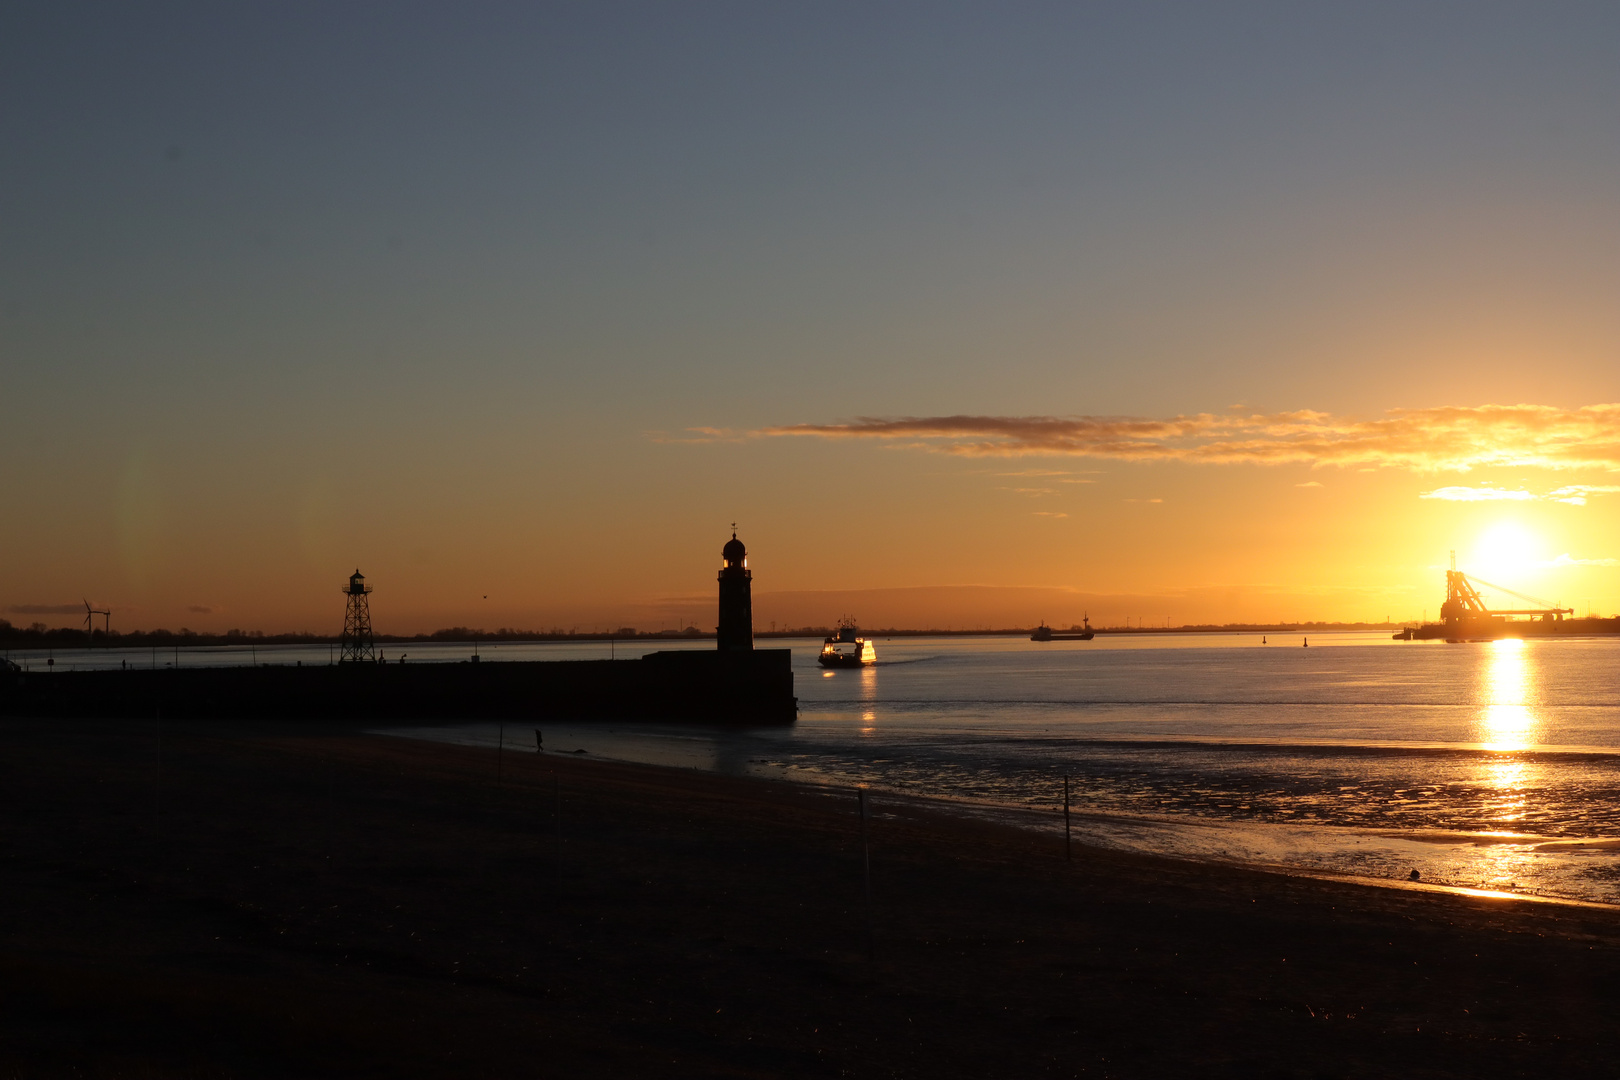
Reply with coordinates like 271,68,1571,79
394,632,1620,904
20,633,1620,903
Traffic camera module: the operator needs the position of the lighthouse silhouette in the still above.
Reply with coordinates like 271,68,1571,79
717,526,753,651
339,569,375,664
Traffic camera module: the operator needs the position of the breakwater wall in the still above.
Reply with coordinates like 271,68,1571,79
0,650,797,726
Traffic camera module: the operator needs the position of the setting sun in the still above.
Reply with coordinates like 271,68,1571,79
1471,521,1543,582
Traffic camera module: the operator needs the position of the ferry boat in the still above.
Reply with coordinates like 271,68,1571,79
1031,614,1094,642
818,620,875,667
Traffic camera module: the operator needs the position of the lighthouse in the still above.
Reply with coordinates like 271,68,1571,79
339,569,376,664
717,527,754,651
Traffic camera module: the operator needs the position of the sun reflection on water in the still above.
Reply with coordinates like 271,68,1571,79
1469,639,1541,851
1485,758,1528,823
1469,837,1539,892
1481,638,1537,752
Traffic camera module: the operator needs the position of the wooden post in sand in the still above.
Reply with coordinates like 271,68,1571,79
1064,775,1072,862
326,755,336,862
154,709,163,844
859,786,873,957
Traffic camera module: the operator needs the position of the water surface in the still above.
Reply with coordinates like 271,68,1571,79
395,632,1620,904
24,632,1620,902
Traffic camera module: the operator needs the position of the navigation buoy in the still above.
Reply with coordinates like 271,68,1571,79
1303,637,1309,647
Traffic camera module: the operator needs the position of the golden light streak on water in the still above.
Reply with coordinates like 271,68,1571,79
1485,757,1529,823
1472,837,1539,892
859,665,878,736
1481,638,1537,752
859,664,877,699
1471,640,1541,886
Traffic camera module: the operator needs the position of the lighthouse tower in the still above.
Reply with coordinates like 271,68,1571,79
339,569,376,664
717,527,753,652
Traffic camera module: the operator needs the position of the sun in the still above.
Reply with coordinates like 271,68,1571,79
1471,521,1542,580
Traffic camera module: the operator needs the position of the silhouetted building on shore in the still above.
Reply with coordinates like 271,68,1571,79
718,529,753,651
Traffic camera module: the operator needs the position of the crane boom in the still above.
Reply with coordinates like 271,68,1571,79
1440,568,1571,627
1464,574,1566,613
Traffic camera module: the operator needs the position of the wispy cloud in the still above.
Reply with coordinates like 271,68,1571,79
6,604,86,615
757,404,1620,472
646,426,746,445
1296,481,1323,488
1542,553,1620,568
1033,511,1068,518
1420,486,1537,502
1421,483,1620,505
1548,485,1620,506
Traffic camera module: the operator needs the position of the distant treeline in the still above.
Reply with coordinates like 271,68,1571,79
1,617,1410,649
0,621,328,647
0,620,713,648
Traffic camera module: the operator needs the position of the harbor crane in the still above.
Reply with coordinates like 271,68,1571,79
1438,551,1572,629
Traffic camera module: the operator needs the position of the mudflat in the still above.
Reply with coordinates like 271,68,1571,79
2,717,1619,1078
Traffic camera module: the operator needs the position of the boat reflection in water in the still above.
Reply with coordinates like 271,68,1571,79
819,619,875,668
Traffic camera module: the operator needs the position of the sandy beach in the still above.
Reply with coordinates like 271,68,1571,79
4,717,1620,1078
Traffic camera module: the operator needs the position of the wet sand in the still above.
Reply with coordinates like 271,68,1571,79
3,718,1620,1077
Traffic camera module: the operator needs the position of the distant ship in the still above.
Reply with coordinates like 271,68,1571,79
819,619,875,667
1031,614,1094,642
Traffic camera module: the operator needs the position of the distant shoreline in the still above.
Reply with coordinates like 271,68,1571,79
0,622,1407,651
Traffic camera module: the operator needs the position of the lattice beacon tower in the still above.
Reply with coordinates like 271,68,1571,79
339,569,376,664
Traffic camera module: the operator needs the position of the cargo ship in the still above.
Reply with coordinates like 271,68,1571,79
1031,614,1094,642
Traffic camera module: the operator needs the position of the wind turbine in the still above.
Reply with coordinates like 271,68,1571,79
83,599,111,646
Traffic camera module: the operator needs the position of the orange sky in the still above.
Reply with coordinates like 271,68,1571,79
8,408,1619,635
7,8,1620,634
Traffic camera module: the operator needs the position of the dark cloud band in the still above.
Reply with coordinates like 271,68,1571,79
757,404,1620,472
